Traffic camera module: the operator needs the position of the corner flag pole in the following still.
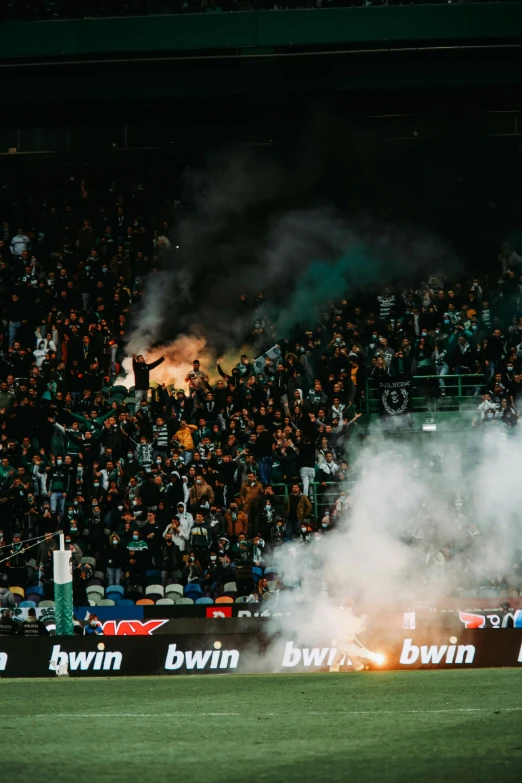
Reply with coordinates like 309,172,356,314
53,531,74,636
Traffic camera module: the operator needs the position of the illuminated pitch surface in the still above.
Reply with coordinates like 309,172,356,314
2,670,522,783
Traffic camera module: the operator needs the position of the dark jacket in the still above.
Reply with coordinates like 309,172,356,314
133,357,165,391
253,429,274,459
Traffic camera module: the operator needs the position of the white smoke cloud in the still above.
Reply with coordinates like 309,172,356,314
265,425,522,651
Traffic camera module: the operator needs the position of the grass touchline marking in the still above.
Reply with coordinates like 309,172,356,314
3,707,521,719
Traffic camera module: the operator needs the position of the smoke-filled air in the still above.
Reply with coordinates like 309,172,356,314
123,147,520,649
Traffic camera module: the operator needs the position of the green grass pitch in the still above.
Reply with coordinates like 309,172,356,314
2,669,522,782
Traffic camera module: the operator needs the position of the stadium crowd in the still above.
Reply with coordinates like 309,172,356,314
2,0,467,20
0,171,521,615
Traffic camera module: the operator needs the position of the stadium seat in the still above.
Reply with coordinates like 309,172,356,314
81,556,96,568
19,600,37,609
215,596,234,604
136,598,154,605
176,597,194,605
87,599,98,606
26,585,43,597
13,594,23,606
146,584,165,598
105,585,124,597
98,599,116,607
252,567,263,579
264,567,278,575
195,597,214,605
223,582,237,593
118,599,136,607
235,596,249,603
86,578,104,588
94,570,105,581
10,586,25,598
86,585,104,599
156,598,175,605
126,585,144,602
146,570,162,582
110,385,128,401
185,583,202,597
106,593,121,604
165,584,183,597
39,600,55,608
26,594,41,606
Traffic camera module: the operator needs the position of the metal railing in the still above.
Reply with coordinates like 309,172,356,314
268,481,346,521
364,373,486,415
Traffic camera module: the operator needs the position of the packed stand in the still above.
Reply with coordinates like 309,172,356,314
1,0,474,21
0,173,521,614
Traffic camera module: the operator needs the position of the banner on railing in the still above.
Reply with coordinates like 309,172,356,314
0,630,522,677
378,379,412,417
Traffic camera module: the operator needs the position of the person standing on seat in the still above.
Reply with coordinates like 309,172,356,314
132,354,165,406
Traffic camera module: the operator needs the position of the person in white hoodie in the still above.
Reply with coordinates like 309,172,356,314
34,328,56,353
174,502,193,538
33,341,48,369
162,517,189,554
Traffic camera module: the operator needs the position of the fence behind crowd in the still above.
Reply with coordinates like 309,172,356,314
364,373,485,415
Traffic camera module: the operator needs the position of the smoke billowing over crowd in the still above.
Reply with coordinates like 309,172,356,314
124,147,455,391
121,146,522,644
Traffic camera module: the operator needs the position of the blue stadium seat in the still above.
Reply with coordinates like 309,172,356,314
105,585,124,597
185,583,203,597
19,600,37,609
106,592,122,604
195,597,214,605
146,569,162,580
118,599,136,607
27,585,44,596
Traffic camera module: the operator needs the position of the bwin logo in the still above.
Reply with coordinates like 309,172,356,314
400,638,475,666
49,645,122,672
282,642,351,668
164,642,239,671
